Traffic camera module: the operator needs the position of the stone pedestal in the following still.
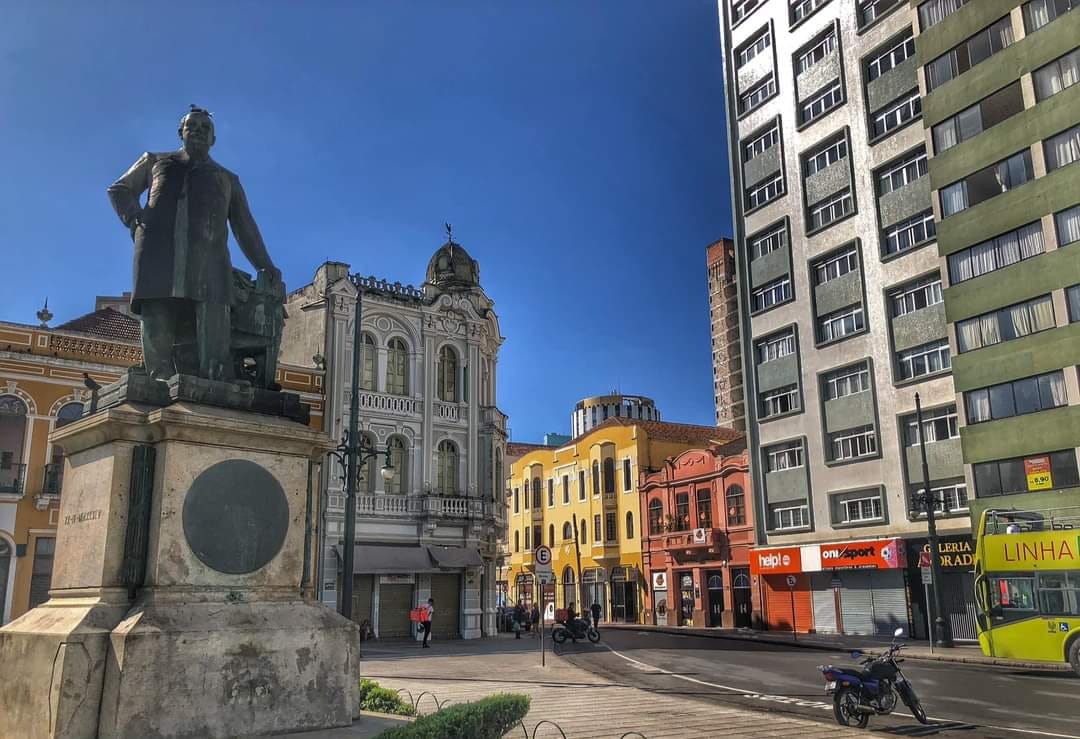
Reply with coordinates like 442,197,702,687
0,402,360,739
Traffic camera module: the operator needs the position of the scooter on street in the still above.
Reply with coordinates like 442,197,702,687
818,628,929,729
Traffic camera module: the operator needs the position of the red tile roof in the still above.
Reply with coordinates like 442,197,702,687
506,441,555,458
55,307,141,343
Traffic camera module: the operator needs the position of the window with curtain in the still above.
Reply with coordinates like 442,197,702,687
1056,205,1080,247
975,450,1080,496
547,478,554,506
1068,285,1080,322
437,345,458,402
386,338,408,395
1023,0,1078,33
925,16,1014,91
532,477,542,508
437,440,458,495
386,436,407,494
648,499,663,535
623,458,632,491
1034,48,1080,100
919,0,967,29
1044,124,1080,171
625,511,635,539
358,334,375,391
948,222,1044,284
602,458,615,494
696,489,712,528
956,295,1056,352
591,461,600,495
726,485,746,526
675,493,690,530
965,371,1068,424
940,150,1033,217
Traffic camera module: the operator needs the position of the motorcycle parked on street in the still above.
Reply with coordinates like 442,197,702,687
818,628,929,728
551,617,600,644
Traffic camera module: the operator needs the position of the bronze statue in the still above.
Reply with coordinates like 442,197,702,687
108,106,282,384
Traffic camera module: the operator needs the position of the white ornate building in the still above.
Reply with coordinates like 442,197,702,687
281,236,507,639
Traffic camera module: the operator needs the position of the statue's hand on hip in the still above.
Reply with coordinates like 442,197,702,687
128,210,145,240
260,265,282,285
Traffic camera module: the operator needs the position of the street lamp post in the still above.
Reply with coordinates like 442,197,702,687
328,287,395,620
914,392,954,648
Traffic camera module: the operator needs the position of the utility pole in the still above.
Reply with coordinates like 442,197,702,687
340,289,363,620
915,392,954,648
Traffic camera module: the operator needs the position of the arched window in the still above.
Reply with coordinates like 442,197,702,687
625,511,634,539
675,493,690,531
525,526,531,550
386,338,408,395
648,499,663,536
437,345,458,402
437,440,458,495
696,488,712,528
580,519,588,545
602,458,615,494
55,402,83,428
563,566,576,609
591,461,600,495
532,477,542,508
514,530,520,552
513,488,520,514
386,436,407,494
562,522,573,540
707,574,723,590
493,448,503,503
359,334,376,391
0,396,29,494
726,484,746,526
548,524,555,547
46,402,84,495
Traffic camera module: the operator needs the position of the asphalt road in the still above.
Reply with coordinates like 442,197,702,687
558,629,1080,739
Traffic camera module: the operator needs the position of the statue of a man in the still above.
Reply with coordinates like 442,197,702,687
107,106,281,382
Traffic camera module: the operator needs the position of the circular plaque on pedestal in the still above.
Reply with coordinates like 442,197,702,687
182,459,289,574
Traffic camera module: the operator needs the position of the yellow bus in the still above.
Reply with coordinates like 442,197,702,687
973,507,1080,675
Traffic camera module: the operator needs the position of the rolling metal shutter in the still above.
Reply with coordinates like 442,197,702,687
810,573,838,634
763,574,813,633
838,571,875,635
351,575,374,625
944,572,978,641
869,570,907,636
377,583,414,638
430,573,461,639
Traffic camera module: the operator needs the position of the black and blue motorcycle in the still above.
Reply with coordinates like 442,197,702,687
819,628,929,728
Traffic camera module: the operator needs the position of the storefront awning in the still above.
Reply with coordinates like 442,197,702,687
332,545,437,575
427,545,483,569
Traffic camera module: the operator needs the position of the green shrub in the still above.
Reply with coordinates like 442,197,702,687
358,679,416,717
376,693,530,739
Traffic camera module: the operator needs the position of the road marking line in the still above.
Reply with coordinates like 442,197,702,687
600,644,1080,739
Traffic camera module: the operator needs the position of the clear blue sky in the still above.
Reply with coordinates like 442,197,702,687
0,1,732,443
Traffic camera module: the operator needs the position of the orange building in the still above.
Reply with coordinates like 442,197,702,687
0,297,324,624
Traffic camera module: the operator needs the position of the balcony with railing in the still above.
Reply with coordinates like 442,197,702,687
0,463,26,496
434,401,467,423
348,389,421,417
352,493,493,520
480,406,508,434
655,527,726,555
42,462,63,497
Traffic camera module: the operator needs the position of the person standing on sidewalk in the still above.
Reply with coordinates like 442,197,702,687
513,602,526,639
590,602,601,629
530,603,540,638
421,598,434,648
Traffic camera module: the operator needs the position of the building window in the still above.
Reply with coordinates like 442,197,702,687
933,82,1025,154
877,150,927,196
926,16,1014,92
799,80,844,125
841,494,884,523
748,222,786,261
955,294,1056,353
547,478,554,506
817,304,865,343
714,487,739,531
766,441,803,471
562,474,570,504
829,425,878,462
947,222,1044,284
594,514,602,542
755,329,796,363
386,436,407,494
533,477,544,508
940,149,1034,217
965,370,1068,424
871,89,921,139
549,523,555,547
605,512,617,542
1024,0,1079,34
591,461,600,495
744,123,780,162
578,470,586,501
696,488,713,529
903,406,959,446
1044,123,1080,171
514,530,520,552
883,210,936,256
625,512,635,540
746,172,784,210
774,504,810,530
760,385,800,418
563,521,573,541
805,137,847,177
910,481,969,516
974,450,1080,497
858,0,901,27
386,338,408,395
602,457,615,494
1069,285,1080,322
896,339,951,381
437,440,458,494
822,362,871,401
513,488,519,514
812,244,858,285
867,31,915,81
732,0,764,24
739,74,777,115
751,276,792,312
29,537,55,609
1057,205,1080,247
809,188,854,231
791,0,830,25
525,526,530,550
623,458,632,491
648,498,664,535
437,345,458,402
919,0,968,30
736,27,771,69
675,493,690,530
358,334,376,391
1034,48,1080,101
796,29,837,75
581,519,588,545
891,275,943,317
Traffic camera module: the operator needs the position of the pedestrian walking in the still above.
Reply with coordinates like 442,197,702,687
421,597,434,648
590,602,601,629
530,603,540,637
513,602,526,639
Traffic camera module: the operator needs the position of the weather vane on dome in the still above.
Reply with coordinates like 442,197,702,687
444,222,454,243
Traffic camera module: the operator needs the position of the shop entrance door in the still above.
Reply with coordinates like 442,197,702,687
679,573,695,626
707,573,724,627
731,568,752,628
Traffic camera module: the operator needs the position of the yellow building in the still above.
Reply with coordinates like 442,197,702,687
0,297,325,625
506,417,735,623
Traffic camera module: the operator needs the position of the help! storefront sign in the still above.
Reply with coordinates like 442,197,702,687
750,545,803,575
819,539,905,570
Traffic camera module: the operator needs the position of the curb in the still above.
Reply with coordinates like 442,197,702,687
603,624,1071,672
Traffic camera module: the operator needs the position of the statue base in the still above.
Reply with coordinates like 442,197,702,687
96,366,310,424
0,402,359,739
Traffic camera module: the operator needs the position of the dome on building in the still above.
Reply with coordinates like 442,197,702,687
425,230,480,289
